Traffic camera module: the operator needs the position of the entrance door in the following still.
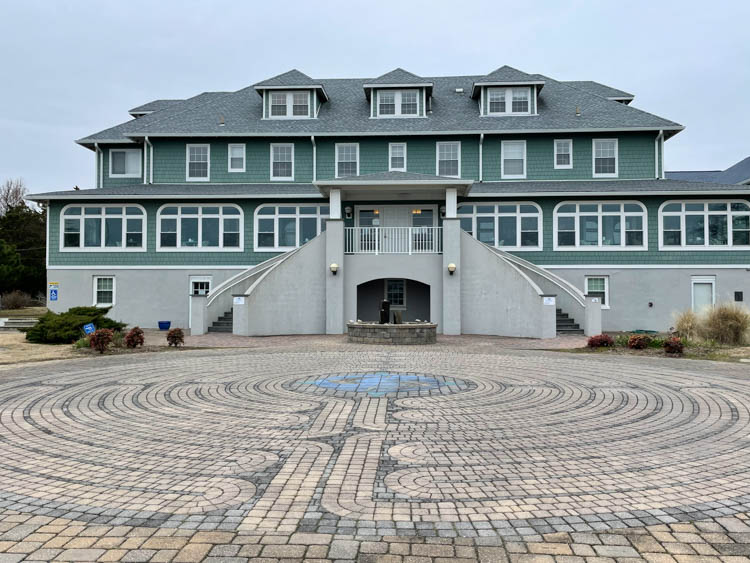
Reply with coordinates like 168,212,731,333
188,276,211,328
692,276,715,311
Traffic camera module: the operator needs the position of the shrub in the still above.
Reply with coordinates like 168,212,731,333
89,329,114,354
664,336,684,355
73,336,90,349
1,290,32,310
648,336,665,349
166,327,184,347
700,303,750,345
587,334,614,348
24,306,126,344
674,309,700,341
125,326,145,349
627,334,651,350
614,334,630,348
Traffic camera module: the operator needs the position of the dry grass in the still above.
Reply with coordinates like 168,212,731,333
674,309,700,341
0,306,47,318
699,303,750,345
0,331,76,366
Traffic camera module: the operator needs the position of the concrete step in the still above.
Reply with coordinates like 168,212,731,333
207,326,232,333
557,327,584,335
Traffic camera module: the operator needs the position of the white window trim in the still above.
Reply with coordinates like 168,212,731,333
384,279,407,310
267,90,311,119
501,140,527,179
254,204,330,251
376,89,420,118
108,148,142,178
592,138,619,178
457,201,542,251
436,141,461,179
227,143,246,173
270,143,295,181
186,144,210,182
657,199,750,251
691,275,716,311
335,143,360,179
93,275,116,307
388,142,407,172
485,87,531,116
156,204,244,252
59,204,147,253
554,139,573,170
585,275,610,310
553,201,648,251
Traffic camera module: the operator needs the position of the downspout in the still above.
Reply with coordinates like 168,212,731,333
655,130,664,179
142,138,148,184
659,130,665,179
311,135,317,182
144,136,153,183
94,142,103,188
479,133,484,182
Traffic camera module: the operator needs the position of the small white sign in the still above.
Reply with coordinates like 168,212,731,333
591,297,600,303
543,296,555,306
233,296,245,305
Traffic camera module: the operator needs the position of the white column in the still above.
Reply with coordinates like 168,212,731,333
445,188,458,218
329,188,342,219
442,218,461,335
584,294,602,336
325,221,345,334
189,295,208,336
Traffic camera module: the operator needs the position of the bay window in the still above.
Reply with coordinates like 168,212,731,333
554,201,647,250
61,205,145,251
457,202,542,250
254,204,330,250
157,205,243,251
659,201,750,249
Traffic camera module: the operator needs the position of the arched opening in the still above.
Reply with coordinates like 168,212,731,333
356,278,431,323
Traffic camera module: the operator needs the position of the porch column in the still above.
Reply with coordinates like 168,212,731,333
445,188,458,218
326,219,345,334
329,188,342,219
189,294,207,336
442,218,461,335
584,294,602,336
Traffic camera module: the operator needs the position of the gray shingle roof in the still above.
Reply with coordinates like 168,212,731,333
315,171,471,184
128,99,184,115
253,69,315,87
564,81,634,101
470,179,750,196
666,156,750,185
365,68,430,85
77,70,683,146
665,170,723,182
27,184,322,201
720,156,750,184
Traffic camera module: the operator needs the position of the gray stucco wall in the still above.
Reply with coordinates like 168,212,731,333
356,279,430,322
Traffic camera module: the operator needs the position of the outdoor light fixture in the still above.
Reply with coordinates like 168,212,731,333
448,263,456,275
344,206,353,219
440,205,446,218
330,263,339,275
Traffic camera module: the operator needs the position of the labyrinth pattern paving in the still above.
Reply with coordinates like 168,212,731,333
1,348,750,545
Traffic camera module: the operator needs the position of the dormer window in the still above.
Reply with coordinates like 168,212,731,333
268,91,310,118
486,87,531,115
377,90,419,117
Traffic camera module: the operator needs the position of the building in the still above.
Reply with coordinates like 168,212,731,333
667,156,750,185
29,66,750,337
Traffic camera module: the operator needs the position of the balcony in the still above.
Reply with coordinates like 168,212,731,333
344,227,443,254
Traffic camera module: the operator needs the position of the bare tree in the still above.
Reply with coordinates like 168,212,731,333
0,178,27,216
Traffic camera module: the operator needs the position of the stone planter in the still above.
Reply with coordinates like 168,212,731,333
347,322,437,345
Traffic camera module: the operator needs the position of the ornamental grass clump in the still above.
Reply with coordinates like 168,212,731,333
699,303,750,345
674,309,700,342
166,327,184,347
89,329,114,354
125,326,145,348
587,334,614,348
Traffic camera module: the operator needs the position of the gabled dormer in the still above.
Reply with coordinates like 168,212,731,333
363,68,432,119
471,65,545,117
254,69,328,120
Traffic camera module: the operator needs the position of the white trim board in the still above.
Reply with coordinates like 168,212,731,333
541,264,750,269
48,265,250,270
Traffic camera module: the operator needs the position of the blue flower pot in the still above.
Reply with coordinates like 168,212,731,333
158,321,171,331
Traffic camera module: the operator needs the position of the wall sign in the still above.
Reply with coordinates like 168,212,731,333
233,296,245,305
543,296,555,306
48,282,59,302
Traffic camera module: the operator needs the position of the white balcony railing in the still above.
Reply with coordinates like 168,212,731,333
344,227,443,254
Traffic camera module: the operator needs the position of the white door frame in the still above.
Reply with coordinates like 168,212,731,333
188,275,212,328
354,204,438,227
691,275,715,311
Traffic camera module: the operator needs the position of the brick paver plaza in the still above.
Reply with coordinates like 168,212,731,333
1,341,750,562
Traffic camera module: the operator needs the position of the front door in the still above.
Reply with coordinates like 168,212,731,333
188,276,211,328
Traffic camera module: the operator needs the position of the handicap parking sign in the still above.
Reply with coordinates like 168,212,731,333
83,323,95,335
48,282,59,302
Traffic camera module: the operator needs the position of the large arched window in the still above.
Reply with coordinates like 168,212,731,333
157,204,243,251
61,204,146,251
254,204,330,251
553,201,647,250
457,202,542,251
659,200,750,250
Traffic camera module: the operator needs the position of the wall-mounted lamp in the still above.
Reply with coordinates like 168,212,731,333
330,263,339,275
447,263,456,276
440,205,446,218
344,206,353,220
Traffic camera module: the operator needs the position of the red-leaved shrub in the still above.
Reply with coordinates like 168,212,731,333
89,329,114,354
166,327,184,347
663,336,684,355
587,334,614,348
627,334,651,350
125,326,145,348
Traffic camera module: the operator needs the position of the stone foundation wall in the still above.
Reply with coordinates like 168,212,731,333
347,323,437,345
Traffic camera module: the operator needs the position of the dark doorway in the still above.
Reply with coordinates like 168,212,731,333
356,279,430,322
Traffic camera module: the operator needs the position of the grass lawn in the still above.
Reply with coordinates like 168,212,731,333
0,331,77,365
0,306,48,318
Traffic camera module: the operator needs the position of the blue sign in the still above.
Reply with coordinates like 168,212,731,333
49,289,58,301
83,323,96,335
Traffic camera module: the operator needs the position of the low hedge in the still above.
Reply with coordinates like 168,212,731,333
24,306,126,344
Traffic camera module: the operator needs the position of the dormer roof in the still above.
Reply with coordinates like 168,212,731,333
363,68,433,99
128,99,183,117
471,65,546,98
563,81,634,103
253,69,329,102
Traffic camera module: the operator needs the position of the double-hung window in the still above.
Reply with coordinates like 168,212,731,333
109,149,142,178
61,205,146,251
186,144,210,181
385,279,406,308
554,201,647,250
437,142,460,178
268,91,310,118
593,139,618,177
501,140,526,179
659,201,750,249
554,139,573,169
255,204,330,250
485,87,531,115
389,143,407,172
457,203,542,251
157,205,243,251
271,143,294,180
228,144,245,172
335,143,359,178
585,276,609,308
94,276,115,306
377,90,419,117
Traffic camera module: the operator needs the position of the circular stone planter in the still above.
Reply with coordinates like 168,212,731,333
347,322,437,345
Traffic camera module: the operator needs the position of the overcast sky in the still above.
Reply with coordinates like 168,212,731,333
1,0,748,193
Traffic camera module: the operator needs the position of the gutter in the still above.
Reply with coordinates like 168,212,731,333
654,130,664,179
311,135,316,182
479,133,484,182
144,136,153,184
94,142,103,188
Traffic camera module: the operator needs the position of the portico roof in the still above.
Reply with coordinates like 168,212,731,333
314,171,473,198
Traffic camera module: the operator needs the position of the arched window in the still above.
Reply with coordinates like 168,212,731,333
254,204,330,250
61,204,146,251
157,204,243,251
457,202,542,251
553,201,647,250
659,200,750,249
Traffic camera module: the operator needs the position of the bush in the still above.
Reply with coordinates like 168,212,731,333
89,329,114,354
664,336,684,355
587,334,614,348
627,334,651,350
1,290,32,310
125,326,145,349
111,329,124,348
614,334,630,348
73,336,90,349
674,309,700,341
648,336,665,349
166,327,184,347
24,306,126,344
700,303,750,345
